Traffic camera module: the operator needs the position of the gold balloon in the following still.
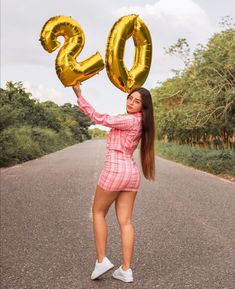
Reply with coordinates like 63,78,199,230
105,14,152,93
40,16,104,87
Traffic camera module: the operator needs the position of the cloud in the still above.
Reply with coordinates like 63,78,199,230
22,81,71,105
114,0,210,30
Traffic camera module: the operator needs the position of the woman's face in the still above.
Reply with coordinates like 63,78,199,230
126,91,142,114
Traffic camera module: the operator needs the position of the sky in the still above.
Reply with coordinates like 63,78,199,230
1,0,235,125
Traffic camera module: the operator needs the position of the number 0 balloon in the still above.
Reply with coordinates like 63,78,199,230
105,15,152,93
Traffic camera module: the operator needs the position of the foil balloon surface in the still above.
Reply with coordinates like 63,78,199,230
105,14,152,93
40,16,104,86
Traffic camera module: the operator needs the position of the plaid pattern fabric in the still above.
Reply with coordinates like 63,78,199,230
77,95,143,191
98,150,141,192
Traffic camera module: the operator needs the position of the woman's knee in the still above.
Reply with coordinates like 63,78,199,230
117,215,133,227
92,203,109,217
92,203,103,215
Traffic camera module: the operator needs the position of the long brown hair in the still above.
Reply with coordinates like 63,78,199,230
129,87,156,181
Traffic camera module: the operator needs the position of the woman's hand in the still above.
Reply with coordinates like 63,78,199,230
72,82,82,98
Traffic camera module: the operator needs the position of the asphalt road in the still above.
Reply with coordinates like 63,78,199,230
1,139,235,289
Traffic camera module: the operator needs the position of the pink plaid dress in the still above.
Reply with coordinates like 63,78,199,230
77,95,143,192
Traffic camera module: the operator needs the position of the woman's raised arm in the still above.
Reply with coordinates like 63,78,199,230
72,83,137,130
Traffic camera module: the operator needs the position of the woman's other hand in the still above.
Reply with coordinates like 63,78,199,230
72,82,82,98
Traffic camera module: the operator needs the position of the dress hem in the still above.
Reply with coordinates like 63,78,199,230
97,183,139,193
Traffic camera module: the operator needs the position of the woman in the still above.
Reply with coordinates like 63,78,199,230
73,82,155,283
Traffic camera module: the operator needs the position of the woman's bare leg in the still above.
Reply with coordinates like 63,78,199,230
115,190,138,270
92,185,119,262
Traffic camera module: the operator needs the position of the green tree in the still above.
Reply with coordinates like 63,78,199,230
153,21,235,150
0,81,93,166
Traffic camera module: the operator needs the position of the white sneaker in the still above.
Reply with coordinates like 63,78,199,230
112,265,134,283
91,256,114,280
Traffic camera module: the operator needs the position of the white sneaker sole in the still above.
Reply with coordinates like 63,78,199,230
112,273,133,283
91,264,114,280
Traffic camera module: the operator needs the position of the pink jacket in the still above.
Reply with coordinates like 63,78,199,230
77,95,142,155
